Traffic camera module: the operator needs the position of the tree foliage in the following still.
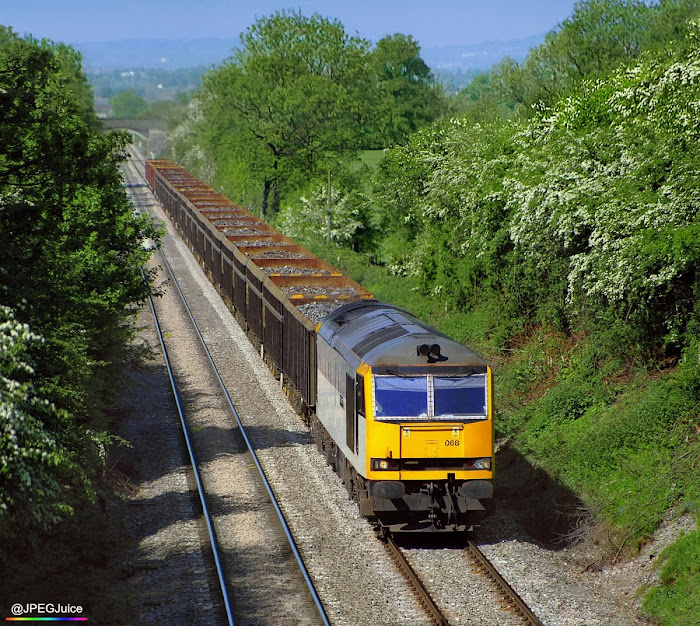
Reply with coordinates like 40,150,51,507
367,33,445,146
278,182,375,252
109,88,148,118
167,11,443,224
378,17,700,357
455,0,700,120
0,306,79,534
0,29,158,541
197,10,375,216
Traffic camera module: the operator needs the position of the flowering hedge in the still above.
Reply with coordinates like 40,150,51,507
379,23,700,353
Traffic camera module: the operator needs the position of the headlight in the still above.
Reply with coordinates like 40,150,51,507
464,458,491,470
371,458,399,471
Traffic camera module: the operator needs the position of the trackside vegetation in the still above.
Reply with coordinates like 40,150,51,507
165,2,700,622
0,27,159,612
167,9,444,231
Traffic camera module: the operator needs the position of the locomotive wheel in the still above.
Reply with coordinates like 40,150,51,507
311,416,324,454
325,442,336,466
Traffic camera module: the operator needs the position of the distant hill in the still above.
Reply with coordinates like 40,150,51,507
75,34,544,73
422,35,544,90
76,39,236,71
422,34,543,71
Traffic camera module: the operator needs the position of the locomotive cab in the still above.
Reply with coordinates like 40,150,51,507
316,301,494,533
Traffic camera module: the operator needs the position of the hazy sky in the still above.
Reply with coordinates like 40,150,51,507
4,1,579,48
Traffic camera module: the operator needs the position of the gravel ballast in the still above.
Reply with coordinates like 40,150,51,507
108,153,693,625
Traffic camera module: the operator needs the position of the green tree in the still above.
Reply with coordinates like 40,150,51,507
143,99,181,123
459,0,685,121
540,0,650,79
0,305,79,536
645,0,700,48
110,88,148,118
198,10,376,216
53,43,98,127
279,182,375,251
490,0,652,116
379,20,700,354
453,63,522,122
0,34,158,542
369,33,445,146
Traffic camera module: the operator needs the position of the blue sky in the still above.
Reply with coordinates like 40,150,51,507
4,1,579,48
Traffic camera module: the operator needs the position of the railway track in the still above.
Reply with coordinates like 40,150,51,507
123,157,329,626
124,150,544,624
143,267,235,625
465,540,543,625
383,535,450,626
387,533,544,626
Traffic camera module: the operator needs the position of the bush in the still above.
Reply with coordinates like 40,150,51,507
644,528,700,625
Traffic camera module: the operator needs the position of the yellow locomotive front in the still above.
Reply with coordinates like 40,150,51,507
316,301,494,533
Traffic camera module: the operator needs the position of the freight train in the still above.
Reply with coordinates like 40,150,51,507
144,159,494,533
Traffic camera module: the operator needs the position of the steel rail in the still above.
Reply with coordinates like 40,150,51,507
125,156,235,624
127,157,329,625
143,270,236,626
384,535,450,626
125,155,330,625
466,540,544,626
157,247,330,626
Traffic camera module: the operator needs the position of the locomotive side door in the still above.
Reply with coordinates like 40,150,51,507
345,373,357,453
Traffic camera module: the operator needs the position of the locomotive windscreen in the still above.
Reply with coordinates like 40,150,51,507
434,375,487,418
373,374,487,421
374,376,428,418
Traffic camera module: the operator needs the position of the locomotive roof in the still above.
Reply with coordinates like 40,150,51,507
318,301,487,371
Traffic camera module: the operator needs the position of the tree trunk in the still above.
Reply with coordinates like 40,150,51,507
261,179,271,219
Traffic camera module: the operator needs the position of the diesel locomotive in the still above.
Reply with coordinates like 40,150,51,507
144,158,494,533
315,301,493,532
